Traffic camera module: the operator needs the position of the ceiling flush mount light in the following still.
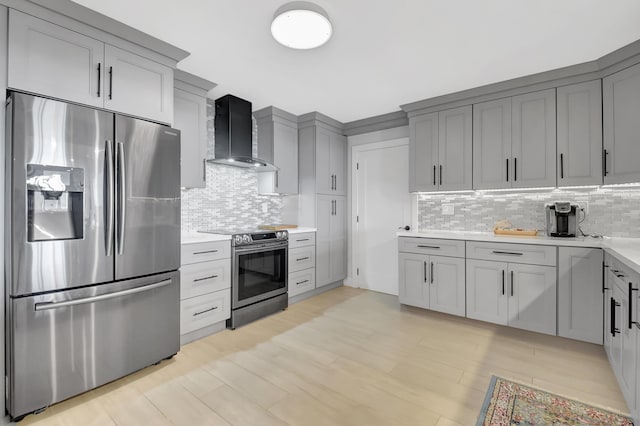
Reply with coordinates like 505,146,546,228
271,1,332,49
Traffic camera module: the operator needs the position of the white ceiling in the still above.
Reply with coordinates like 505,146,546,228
73,0,640,123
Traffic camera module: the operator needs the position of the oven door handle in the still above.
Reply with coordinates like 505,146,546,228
234,243,289,254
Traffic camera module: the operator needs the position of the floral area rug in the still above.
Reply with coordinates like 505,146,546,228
476,376,634,425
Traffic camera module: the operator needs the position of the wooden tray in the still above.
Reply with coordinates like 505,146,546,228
258,224,299,230
494,229,538,236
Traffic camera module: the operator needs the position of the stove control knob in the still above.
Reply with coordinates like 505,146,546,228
242,235,251,244
276,232,282,239
234,235,243,245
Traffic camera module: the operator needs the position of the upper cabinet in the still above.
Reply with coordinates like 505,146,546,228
473,89,556,189
557,80,603,186
604,63,640,185
174,70,217,189
255,107,299,195
409,105,472,192
315,126,347,196
7,9,173,124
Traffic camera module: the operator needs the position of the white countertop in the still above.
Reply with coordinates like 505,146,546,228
601,237,640,274
181,232,232,244
287,227,316,234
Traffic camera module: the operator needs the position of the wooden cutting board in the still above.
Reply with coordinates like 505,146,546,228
258,224,299,230
494,229,538,236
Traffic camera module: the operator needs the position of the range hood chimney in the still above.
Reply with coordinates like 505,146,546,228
208,94,276,171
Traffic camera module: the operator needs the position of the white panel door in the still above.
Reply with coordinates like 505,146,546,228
429,255,465,316
511,89,556,188
399,252,429,308
355,141,410,295
174,88,207,188
473,98,512,190
438,106,472,191
104,44,173,124
557,247,603,344
8,9,104,108
409,112,439,192
466,259,508,325
508,263,556,335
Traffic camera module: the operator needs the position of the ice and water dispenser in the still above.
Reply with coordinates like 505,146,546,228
26,164,84,241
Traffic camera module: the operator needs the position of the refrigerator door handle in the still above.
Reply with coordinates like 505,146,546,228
105,140,115,256
34,279,173,311
116,141,126,255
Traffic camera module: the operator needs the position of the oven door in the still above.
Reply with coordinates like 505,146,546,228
232,242,288,309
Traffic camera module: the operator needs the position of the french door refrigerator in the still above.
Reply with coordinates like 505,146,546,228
5,92,181,420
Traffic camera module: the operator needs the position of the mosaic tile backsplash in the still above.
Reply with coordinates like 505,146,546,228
418,187,640,237
180,99,283,232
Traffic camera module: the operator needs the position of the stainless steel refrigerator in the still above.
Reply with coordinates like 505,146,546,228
5,92,181,420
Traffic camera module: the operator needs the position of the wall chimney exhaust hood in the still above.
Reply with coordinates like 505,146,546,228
208,95,277,171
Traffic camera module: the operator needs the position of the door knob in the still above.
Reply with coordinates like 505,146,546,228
398,226,410,231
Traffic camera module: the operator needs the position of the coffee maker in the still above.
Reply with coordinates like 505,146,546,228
545,202,579,237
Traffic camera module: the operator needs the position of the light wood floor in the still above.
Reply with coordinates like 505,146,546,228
21,286,628,425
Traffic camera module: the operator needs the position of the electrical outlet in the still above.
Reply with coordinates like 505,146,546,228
581,202,589,215
442,203,455,215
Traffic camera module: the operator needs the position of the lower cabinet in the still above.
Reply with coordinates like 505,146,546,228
398,252,465,316
316,196,346,288
288,232,317,299
466,259,556,335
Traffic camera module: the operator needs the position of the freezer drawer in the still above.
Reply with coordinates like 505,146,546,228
8,271,180,419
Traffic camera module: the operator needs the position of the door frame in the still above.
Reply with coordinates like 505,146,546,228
351,137,416,289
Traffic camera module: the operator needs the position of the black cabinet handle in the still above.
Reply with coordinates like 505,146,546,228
611,297,620,336
418,245,440,249
433,165,436,186
506,158,509,182
502,270,505,295
630,282,639,329
97,63,101,97
430,262,434,284
193,275,218,282
423,261,427,283
108,66,113,100
296,279,309,285
492,251,523,256
560,153,564,179
510,271,514,297
296,257,310,262
296,238,310,242
603,149,609,177
439,165,443,186
514,157,517,181
193,249,218,255
193,306,218,317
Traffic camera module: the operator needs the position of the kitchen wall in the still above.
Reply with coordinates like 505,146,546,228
418,186,640,237
181,99,284,232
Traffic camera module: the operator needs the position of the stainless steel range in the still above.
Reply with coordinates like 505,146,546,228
200,229,288,328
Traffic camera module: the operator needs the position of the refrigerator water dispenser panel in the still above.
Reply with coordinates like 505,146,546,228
26,164,84,242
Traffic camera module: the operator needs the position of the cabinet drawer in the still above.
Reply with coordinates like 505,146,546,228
181,240,230,265
180,259,230,300
466,241,556,266
289,268,316,297
606,254,640,292
180,289,230,335
398,237,465,258
289,246,316,273
289,232,316,249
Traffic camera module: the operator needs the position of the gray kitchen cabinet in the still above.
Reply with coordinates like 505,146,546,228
255,106,299,195
409,112,438,192
511,89,556,188
315,127,347,196
473,98,512,190
103,45,173,125
508,263,556,335
604,62,640,185
315,195,346,288
398,252,429,308
466,259,509,325
174,70,216,189
429,255,466,316
612,278,637,411
8,9,104,109
409,107,472,192
472,89,556,190
8,9,173,124
557,247,603,344
557,80,603,186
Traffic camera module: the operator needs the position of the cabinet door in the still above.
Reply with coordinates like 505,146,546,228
603,63,640,184
273,122,299,194
557,247,603,344
330,132,347,196
557,80,603,186
617,280,637,410
511,89,556,188
507,263,556,335
329,196,347,283
466,259,508,325
315,127,333,194
174,88,207,188
8,9,104,108
315,195,333,287
438,106,472,191
399,252,429,308
409,112,439,192
604,269,614,359
104,45,173,124
429,255,465,316
473,98,512,190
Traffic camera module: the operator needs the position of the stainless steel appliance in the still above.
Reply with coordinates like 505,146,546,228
200,229,288,328
5,92,181,420
545,201,579,237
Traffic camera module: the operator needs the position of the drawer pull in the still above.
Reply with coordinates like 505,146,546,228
296,280,310,285
296,238,310,242
193,275,219,282
193,306,218,317
629,282,639,329
417,245,440,249
193,249,219,255
492,251,523,256
296,257,310,262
